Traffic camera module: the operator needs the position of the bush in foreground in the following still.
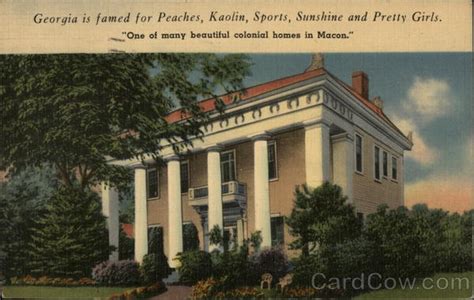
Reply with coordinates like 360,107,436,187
251,247,289,283
177,250,212,285
108,281,167,300
10,275,95,286
140,253,172,284
92,260,141,286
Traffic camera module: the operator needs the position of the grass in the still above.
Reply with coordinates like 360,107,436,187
2,285,137,298
355,272,473,299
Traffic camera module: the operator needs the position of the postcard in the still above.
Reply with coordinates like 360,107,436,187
0,1,472,299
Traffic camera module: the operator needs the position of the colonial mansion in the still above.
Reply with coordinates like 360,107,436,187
100,55,412,267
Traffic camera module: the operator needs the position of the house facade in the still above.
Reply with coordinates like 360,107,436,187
101,55,412,267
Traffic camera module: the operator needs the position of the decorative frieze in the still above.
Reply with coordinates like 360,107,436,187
201,88,354,138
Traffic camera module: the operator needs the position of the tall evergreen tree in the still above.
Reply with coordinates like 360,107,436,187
0,165,56,279
286,182,362,256
28,187,112,278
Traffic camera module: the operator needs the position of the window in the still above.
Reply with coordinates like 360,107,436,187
221,150,236,182
374,146,381,181
147,168,159,198
271,216,285,246
180,161,189,193
268,142,278,180
392,156,398,180
355,134,363,173
147,226,164,255
382,151,388,177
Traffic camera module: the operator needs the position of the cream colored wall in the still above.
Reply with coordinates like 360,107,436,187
352,128,404,215
147,127,404,257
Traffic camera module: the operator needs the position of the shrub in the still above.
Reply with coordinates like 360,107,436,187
322,236,373,278
177,250,212,285
208,225,223,249
365,205,423,279
108,281,167,300
282,286,317,298
92,260,141,286
10,275,96,286
215,286,264,298
190,277,223,299
211,245,253,288
318,236,374,295
249,231,262,252
140,253,172,284
252,247,289,282
283,286,345,298
291,254,325,287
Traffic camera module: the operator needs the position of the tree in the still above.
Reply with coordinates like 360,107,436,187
0,54,251,188
410,204,448,274
27,186,112,278
286,182,362,257
0,165,57,279
365,205,422,278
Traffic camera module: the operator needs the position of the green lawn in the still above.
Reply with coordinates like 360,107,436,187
356,272,473,299
2,286,137,298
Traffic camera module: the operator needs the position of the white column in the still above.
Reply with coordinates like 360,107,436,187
332,133,354,203
134,165,148,263
167,156,183,268
305,121,331,188
207,146,223,252
101,183,119,261
253,134,272,248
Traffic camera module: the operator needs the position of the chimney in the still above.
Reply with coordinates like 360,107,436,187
352,71,369,99
372,96,384,110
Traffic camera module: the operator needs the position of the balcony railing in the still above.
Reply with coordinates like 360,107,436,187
188,181,246,205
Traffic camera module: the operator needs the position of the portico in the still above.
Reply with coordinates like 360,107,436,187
101,58,411,265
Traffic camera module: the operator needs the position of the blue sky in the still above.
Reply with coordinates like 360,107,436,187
245,53,472,212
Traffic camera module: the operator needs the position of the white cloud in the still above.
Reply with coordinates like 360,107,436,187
405,77,452,122
390,77,454,166
392,115,440,166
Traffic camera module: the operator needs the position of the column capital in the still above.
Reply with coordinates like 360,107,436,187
207,144,224,153
303,118,331,130
331,132,354,143
164,155,180,162
250,132,272,142
131,163,147,170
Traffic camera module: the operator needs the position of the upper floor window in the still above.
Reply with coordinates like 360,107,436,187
382,150,388,177
180,161,189,193
392,156,398,180
374,146,381,181
221,150,236,183
268,142,278,180
147,168,159,199
355,134,363,173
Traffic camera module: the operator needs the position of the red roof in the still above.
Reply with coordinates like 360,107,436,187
165,67,406,139
165,68,326,123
